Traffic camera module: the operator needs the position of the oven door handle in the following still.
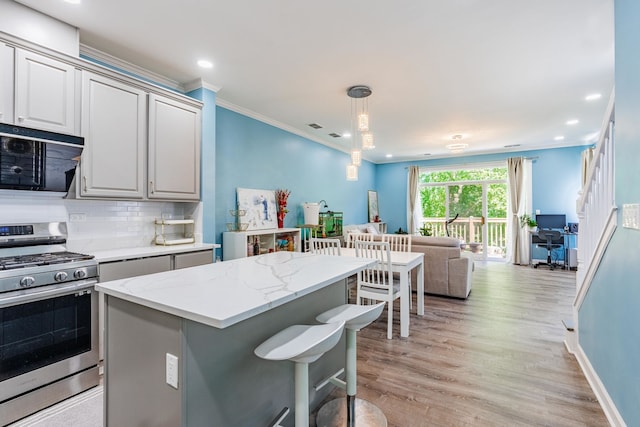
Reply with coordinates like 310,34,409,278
0,279,97,308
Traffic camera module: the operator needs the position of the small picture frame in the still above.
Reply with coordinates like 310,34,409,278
367,190,379,222
237,188,278,230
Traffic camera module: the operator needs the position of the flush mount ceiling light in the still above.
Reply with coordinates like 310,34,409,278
197,59,213,69
63,0,81,4
566,119,579,125
554,135,565,141
585,93,602,101
345,85,374,180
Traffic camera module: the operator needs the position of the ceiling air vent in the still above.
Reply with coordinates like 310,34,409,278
308,123,323,129
328,133,341,138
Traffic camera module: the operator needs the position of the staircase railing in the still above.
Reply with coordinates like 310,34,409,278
575,93,617,308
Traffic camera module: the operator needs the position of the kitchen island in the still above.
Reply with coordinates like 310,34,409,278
96,251,374,427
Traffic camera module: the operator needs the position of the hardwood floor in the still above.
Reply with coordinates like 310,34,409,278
317,262,608,427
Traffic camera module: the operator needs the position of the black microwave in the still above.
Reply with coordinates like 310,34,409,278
0,123,84,193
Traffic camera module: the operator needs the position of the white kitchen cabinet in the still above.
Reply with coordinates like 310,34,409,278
174,250,214,269
223,228,301,260
14,48,78,135
0,43,13,124
148,94,201,200
80,72,146,198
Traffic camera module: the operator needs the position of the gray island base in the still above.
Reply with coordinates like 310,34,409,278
98,252,374,426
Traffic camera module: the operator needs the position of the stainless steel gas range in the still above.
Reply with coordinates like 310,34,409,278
0,222,99,426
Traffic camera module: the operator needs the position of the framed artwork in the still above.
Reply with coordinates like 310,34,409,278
367,190,379,222
237,188,278,230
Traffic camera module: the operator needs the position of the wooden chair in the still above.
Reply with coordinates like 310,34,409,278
354,240,401,339
381,233,412,252
308,237,341,256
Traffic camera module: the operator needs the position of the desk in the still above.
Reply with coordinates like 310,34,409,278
340,247,424,338
529,231,578,269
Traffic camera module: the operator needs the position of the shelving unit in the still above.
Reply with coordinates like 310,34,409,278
154,219,195,245
223,228,301,260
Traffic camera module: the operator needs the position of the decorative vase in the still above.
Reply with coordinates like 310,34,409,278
277,215,284,228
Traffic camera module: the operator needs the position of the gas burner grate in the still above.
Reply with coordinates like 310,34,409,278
0,251,94,270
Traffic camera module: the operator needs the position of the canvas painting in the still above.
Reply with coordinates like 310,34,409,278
237,188,278,230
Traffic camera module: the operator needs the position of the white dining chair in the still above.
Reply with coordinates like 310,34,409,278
381,233,412,252
308,237,341,256
345,232,374,248
354,240,401,339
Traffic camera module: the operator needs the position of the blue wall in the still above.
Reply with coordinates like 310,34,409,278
577,0,640,424
215,107,375,251
376,146,584,234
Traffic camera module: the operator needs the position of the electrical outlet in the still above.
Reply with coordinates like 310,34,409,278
622,204,640,230
535,209,541,215
166,353,179,389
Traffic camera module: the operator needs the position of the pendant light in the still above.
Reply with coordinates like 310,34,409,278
346,163,359,181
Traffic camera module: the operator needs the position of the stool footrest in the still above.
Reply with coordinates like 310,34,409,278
314,368,345,391
269,407,290,427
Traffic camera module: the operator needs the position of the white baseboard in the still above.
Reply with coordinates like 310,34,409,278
574,343,627,426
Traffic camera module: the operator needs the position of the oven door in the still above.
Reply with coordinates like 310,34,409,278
0,279,98,402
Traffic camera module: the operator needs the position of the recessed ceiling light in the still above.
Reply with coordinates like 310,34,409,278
585,93,602,101
64,0,81,4
566,119,579,125
343,132,351,138
197,59,213,69
554,135,565,141
385,154,393,158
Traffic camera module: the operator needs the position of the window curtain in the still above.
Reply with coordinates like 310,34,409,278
506,157,532,265
407,166,420,234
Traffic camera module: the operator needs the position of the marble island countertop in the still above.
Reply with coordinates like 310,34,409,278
90,242,219,263
95,251,374,328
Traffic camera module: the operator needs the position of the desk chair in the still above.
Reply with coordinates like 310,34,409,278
534,229,563,270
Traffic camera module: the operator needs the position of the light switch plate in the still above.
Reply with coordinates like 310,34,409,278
166,353,179,389
622,204,640,230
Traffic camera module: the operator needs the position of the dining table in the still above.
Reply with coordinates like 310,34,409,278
340,247,424,337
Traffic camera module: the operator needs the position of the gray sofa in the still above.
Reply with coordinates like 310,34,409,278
410,236,474,299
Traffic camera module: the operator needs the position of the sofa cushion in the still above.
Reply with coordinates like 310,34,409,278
412,235,460,248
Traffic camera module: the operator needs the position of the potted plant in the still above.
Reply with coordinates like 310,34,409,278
418,223,432,236
519,214,537,229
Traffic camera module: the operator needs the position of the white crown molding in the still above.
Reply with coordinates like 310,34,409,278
215,97,352,157
79,43,185,92
184,78,221,94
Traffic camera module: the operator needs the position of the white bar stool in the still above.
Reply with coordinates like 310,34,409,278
315,302,387,427
255,321,346,427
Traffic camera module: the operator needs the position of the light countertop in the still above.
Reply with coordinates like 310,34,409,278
91,243,219,263
96,251,374,329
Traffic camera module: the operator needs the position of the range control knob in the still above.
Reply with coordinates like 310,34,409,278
74,269,87,279
20,276,35,287
54,271,68,282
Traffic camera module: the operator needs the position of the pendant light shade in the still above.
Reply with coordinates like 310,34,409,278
346,163,358,181
361,132,374,150
350,148,362,166
346,85,374,181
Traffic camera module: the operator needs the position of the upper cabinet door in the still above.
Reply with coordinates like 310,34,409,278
148,94,201,200
14,49,77,135
80,72,146,198
0,43,14,124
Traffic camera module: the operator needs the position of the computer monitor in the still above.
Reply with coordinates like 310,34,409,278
535,214,566,230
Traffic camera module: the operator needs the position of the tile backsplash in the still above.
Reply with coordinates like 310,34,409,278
0,192,202,253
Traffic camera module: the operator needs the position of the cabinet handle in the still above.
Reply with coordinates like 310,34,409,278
17,116,25,122
83,176,87,192
150,181,154,194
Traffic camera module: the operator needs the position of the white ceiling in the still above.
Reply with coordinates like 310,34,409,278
16,0,614,164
